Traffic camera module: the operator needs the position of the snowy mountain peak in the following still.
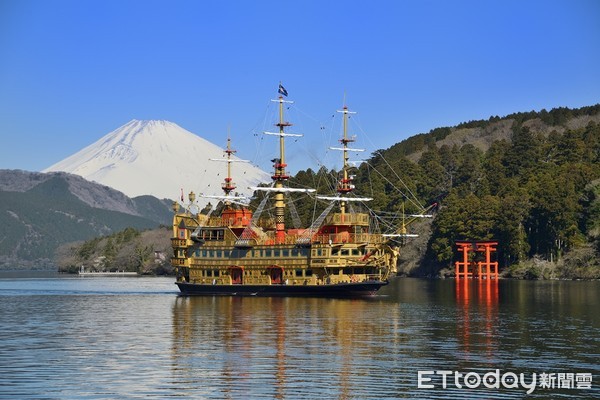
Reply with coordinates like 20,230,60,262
43,120,270,203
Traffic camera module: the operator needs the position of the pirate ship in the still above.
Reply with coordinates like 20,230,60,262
171,90,432,297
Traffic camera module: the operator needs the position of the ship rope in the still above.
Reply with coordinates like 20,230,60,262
287,194,303,229
349,112,424,212
347,201,356,214
247,96,430,242
253,191,309,226
374,151,424,209
368,208,384,234
313,165,344,222
248,100,278,169
359,159,423,214
236,192,270,245
296,200,336,245
293,102,339,170
190,204,218,240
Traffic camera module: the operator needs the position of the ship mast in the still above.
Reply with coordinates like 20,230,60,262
272,96,292,243
206,133,250,207
221,135,236,206
333,105,362,215
317,104,371,210
252,87,315,243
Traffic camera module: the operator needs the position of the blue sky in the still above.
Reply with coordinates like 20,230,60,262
1,0,599,173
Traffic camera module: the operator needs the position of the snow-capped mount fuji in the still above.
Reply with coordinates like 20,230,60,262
43,120,270,203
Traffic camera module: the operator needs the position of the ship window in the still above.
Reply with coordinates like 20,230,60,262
291,249,299,257
306,269,313,276
352,249,360,256
216,251,222,258
332,248,340,256
274,250,280,257
178,229,186,239
194,249,200,257
282,249,289,257
295,269,303,277
214,270,220,277
341,249,350,256
207,270,212,277
343,268,352,275
265,250,272,257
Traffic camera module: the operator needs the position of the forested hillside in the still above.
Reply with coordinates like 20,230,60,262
0,171,172,269
287,104,600,278
55,226,173,275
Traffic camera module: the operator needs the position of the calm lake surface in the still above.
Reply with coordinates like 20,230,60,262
0,273,598,399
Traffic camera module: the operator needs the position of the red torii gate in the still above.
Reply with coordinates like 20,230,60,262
455,241,499,279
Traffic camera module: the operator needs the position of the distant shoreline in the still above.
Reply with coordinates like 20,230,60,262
1,269,598,281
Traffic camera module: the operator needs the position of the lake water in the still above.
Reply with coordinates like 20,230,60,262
0,274,598,399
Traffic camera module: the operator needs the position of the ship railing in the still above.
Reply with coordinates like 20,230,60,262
310,233,385,245
250,233,305,246
231,232,387,246
323,213,370,226
202,216,276,228
171,238,188,247
206,217,229,227
171,257,188,266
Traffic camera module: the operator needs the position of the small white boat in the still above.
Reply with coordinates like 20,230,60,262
78,266,137,277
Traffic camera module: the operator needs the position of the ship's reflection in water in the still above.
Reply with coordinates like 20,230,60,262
170,278,600,399
171,295,400,399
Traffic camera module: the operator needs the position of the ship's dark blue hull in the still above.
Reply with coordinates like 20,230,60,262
175,281,388,298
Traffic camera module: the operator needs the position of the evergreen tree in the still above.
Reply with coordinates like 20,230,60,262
503,125,542,181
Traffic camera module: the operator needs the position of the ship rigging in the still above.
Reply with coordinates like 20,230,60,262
171,88,433,297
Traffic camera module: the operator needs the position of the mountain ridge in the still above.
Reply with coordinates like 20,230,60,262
386,104,600,162
0,169,172,217
43,119,270,203
0,169,173,269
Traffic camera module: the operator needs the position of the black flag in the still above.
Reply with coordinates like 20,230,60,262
278,83,288,97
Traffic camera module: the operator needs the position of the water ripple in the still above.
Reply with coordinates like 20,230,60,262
0,277,598,399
